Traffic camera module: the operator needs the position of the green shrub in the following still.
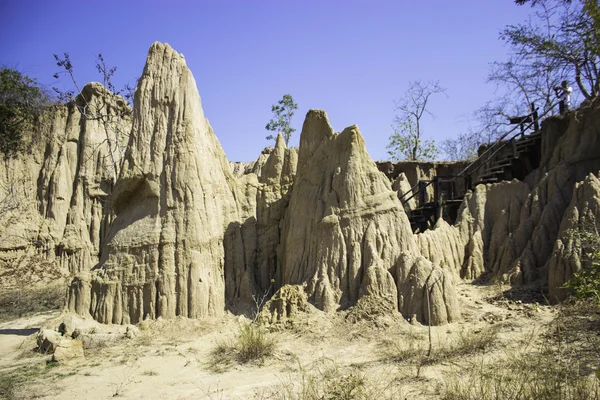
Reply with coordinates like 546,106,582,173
563,226,600,304
0,68,50,156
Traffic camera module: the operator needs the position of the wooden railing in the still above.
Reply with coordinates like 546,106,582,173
400,101,560,207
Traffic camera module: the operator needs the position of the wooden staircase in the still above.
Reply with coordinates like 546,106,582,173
401,103,554,233
475,130,542,186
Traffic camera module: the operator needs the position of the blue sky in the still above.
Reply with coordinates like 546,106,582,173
0,1,531,162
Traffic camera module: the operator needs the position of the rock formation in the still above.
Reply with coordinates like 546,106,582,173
276,110,459,324
72,42,242,323
14,41,600,327
0,82,131,289
413,98,600,302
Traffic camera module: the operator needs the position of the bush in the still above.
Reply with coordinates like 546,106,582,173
444,303,600,400
563,225,600,304
381,325,499,365
443,348,600,400
0,68,50,156
275,359,403,400
211,322,276,368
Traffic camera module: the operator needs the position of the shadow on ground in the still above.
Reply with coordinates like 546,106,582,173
0,328,38,336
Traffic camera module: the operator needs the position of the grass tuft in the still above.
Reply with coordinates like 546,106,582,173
274,358,403,400
382,325,499,366
210,322,276,370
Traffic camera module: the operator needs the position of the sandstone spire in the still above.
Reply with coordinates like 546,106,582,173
75,42,238,323
277,110,459,324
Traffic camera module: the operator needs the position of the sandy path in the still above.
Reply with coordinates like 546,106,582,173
0,282,556,399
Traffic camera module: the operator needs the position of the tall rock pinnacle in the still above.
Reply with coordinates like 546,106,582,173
73,42,237,323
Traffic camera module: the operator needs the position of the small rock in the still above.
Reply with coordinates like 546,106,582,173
126,325,140,339
37,329,62,353
80,333,120,349
52,339,84,363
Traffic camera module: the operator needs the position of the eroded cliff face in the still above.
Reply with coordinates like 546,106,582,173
8,41,600,325
2,42,481,326
276,111,459,324
0,83,131,289
224,133,297,310
417,98,600,300
547,173,600,300
71,43,243,324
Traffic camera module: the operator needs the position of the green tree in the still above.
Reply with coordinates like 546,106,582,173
0,68,50,157
505,0,600,100
443,0,597,161
265,94,298,147
387,80,445,161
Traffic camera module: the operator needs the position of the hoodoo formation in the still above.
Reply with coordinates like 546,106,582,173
2,42,600,327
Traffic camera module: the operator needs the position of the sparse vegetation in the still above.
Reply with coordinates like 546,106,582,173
444,300,600,400
0,67,51,157
274,358,404,400
381,325,500,366
211,322,276,368
444,347,599,400
141,369,158,376
0,360,62,400
563,223,600,303
0,282,65,322
110,365,139,397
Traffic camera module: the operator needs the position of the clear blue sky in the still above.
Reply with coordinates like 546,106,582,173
0,1,531,162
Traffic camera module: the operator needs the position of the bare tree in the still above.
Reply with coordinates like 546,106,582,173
503,0,600,101
442,1,585,160
53,53,133,182
387,80,447,161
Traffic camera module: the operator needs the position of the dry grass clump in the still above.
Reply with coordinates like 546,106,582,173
344,295,396,324
443,349,600,400
444,301,600,400
381,325,500,365
274,359,403,400
0,359,59,400
211,322,276,369
0,283,65,322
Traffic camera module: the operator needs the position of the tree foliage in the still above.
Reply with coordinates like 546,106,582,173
441,131,482,161
504,0,600,100
443,0,600,160
265,94,298,147
387,80,445,161
0,68,50,157
563,223,600,303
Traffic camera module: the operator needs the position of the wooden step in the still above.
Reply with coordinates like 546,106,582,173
484,166,508,176
515,137,540,149
474,177,499,186
492,159,514,168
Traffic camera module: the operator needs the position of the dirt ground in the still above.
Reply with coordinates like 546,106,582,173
0,282,560,399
